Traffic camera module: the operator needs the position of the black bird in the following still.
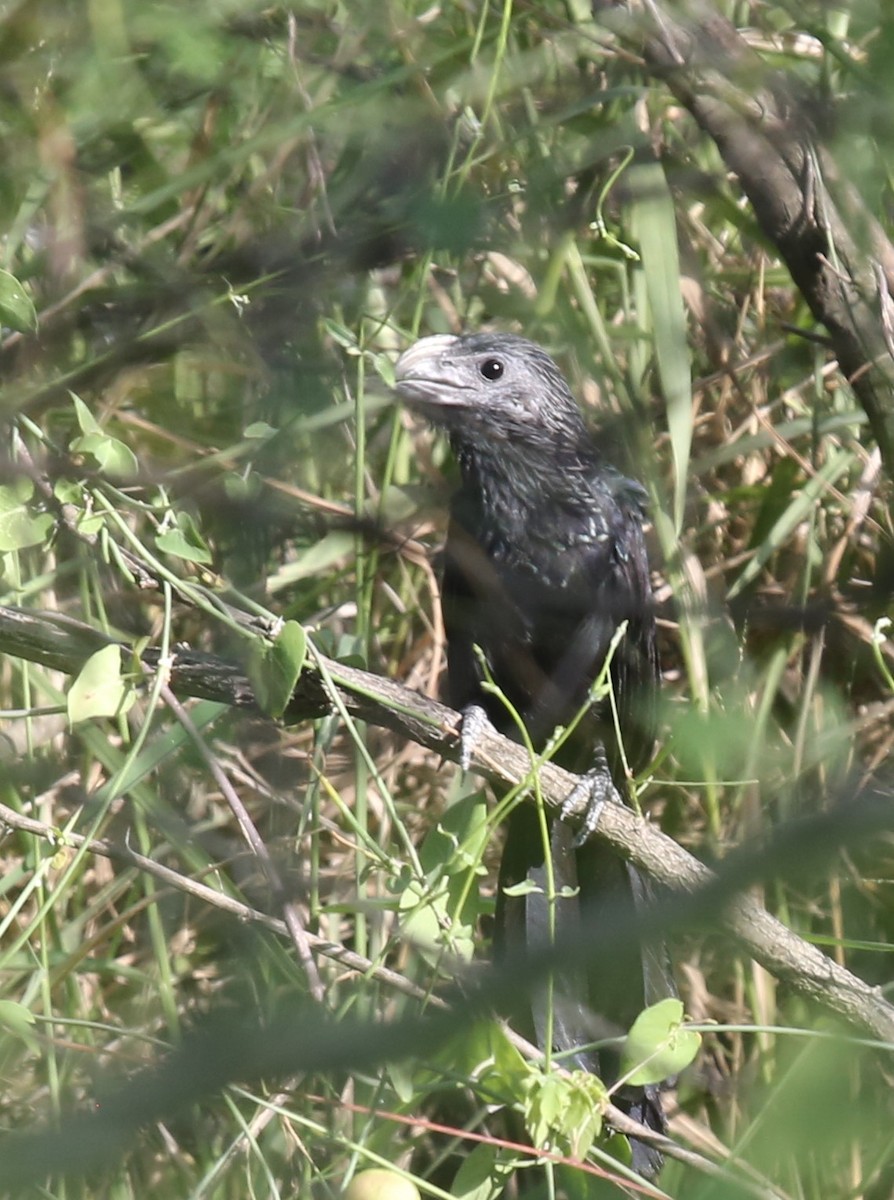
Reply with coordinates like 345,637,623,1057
394,331,669,1175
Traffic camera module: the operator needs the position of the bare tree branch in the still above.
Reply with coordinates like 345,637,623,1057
2,601,893,1044
601,0,894,469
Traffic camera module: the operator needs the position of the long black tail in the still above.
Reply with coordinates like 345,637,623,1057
496,806,673,1178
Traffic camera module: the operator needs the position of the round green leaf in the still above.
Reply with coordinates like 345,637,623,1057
155,512,213,564
622,997,701,1085
0,999,36,1035
0,480,54,550
68,644,135,724
0,999,39,1053
70,431,139,479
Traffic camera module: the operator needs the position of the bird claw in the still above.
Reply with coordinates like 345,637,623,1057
560,747,622,847
458,703,492,771
456,708,622,848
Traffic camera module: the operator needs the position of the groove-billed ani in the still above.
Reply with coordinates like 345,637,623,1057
395,332,670,1176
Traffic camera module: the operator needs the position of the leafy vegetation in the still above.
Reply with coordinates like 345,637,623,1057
2,1,894,1197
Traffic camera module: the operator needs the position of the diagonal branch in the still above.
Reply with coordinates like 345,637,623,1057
2,601,894,1044
601,0,894,470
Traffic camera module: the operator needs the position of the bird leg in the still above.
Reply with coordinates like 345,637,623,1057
460,709,622,848
457,703,494,771
559,742,623,847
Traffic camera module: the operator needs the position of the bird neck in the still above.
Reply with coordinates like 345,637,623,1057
452,431,594,519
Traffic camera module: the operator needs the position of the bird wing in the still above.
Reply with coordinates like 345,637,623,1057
442,486,657,776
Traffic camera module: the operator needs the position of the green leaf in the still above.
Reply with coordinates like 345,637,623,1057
155,512,213,565
750,457,802,549
0,268,37,333
370,350,395,388
0,998,35,1033
267,531,354,592
397,793,488,967
561,1071,608,1159
223,472,261,502
321,317,360,353
0,480,54,551
76,511,105,537
502,878,543,898
521,1066,606,1157
0,999,39,1051
627,160,692,532
0,508,53,552
53,477,106,536
53,478,82,504
243,421,277,439
398,875,477,963
385,1059,415,1105
393,796,484,964
247,620,307,718
69,393,139,477
0,478,34,505
429,1021,528,1106
622,997,701,1086
419,791,489,875
71,393,102,436
71,431,139,478
68,644,135,724
452,1145,516,1200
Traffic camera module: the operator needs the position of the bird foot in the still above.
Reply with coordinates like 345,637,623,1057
458,703,493,771
560,748,623,847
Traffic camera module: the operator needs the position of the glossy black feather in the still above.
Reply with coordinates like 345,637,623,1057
442,444,657,769
395,332,669,1176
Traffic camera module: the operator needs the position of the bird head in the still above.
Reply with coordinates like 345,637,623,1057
394,332,588,446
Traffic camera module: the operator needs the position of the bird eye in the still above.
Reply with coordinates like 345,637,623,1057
479,358,504,381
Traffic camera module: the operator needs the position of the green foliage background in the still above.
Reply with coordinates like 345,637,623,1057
2,0,894,1196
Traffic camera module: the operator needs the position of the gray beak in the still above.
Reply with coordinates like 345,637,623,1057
394,334,460,384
